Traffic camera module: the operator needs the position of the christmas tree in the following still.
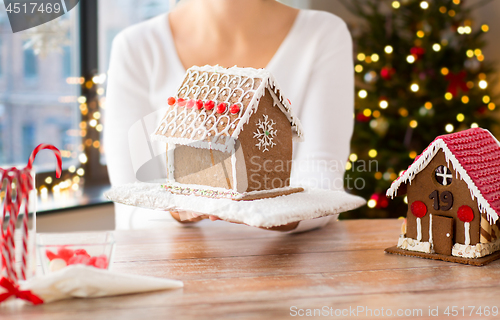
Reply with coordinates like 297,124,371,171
341,0,498,218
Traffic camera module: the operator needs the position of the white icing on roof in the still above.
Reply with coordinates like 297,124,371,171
151,65,304,152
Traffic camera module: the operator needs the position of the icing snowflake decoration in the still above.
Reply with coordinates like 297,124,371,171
254,115,277,152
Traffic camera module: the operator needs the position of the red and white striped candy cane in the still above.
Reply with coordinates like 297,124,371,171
26,144,62,178
20,144,61,280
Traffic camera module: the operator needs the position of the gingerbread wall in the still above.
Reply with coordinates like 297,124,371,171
237,88,293,192
171,145,233,189
406,150,481,245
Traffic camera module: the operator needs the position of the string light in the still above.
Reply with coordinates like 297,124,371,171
368,149,378,158
399,108,408,117
365,56,372,63
345,162,352,170
379,100,389,109
409,151,417,159
479,80,488,89
475,49,482,56
464,26,472,34
424,102,433,110
420,1,429,9
371,54,379,62
416,30,425,38
441,67,449,75
445,92,453,100
363,109,372,117
76,168,85,176
461,96,469,104
349,153,358,162
45,177,53,184
410,83,419,92
385,45,393,54
404,196,408,204
432,44,441,52
467,81,474,89
68,166,76,173
457,113,465,122
482,24,489,32
359,90,368,98
448,10,456,17
478,73,486,80
355,64,363,73
445,124,454,133
409,120,418,128
439,6,447,13
453,0,460,4
471,123,479,128
375,172,383,180
367,199,377,208
477,55,485,62
488,103,496,111
357,53,366,61
392,1,400,9
372,110,381,118
483,96,491,104
407,55,415,64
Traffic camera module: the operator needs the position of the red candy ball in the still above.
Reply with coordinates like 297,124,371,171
57,247,75,263
230,104,240,114
410,201,427,218
204,100,215,111
186,99,195,109
217,103,227,113
457,205,474,223
196,100,204,110
177,98,186,106
167,97,176,106
46,250,58,261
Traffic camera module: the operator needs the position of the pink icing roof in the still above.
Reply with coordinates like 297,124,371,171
387,128,500,224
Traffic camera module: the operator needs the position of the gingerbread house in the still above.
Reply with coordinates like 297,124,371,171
150,65,304,200
386,128,500,264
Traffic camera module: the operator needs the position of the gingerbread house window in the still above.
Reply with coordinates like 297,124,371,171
435,165,452,186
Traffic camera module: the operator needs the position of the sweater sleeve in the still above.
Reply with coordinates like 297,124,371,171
291,18,354,192
104,32,153,186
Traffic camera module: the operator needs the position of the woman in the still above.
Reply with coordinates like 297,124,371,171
104,0,353,232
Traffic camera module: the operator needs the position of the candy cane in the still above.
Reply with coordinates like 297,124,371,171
20,144,61,280
26,144,62,178
0,144,61,285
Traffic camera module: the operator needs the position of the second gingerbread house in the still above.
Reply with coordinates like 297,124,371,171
386,128,500,263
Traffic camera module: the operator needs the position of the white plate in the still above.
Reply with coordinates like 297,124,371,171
105,182,366,228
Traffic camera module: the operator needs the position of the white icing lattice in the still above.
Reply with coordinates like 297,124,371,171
253,115,277,152
151,65,303,153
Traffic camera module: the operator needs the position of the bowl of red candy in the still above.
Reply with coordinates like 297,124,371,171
37,232,115,274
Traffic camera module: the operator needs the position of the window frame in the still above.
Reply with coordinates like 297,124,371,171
35,0,109,192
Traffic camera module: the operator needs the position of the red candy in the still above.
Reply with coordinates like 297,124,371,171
410,201,427,218
167,97,176,105
47,246,109,270
68,254,91,266
186,99,195,109
217,103,227,114
74,249,88,256
458,205,474,223
94,255,109,269
57,247,75,263
196,100,204,110
204,100,215,111
177,98,186,106
46,250,58,261
230,104,240,114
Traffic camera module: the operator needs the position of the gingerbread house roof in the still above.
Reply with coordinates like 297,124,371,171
151,65,303,153
387,128,500,224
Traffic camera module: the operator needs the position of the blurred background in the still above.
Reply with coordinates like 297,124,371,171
0,0,498,228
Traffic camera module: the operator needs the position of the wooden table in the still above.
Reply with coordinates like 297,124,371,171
3,219,500,319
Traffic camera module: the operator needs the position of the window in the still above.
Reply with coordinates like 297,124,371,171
0,6,80,175
0,38,3,77
23,44,38,79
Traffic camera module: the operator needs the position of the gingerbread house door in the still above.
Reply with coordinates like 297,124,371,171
432,215,454,255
